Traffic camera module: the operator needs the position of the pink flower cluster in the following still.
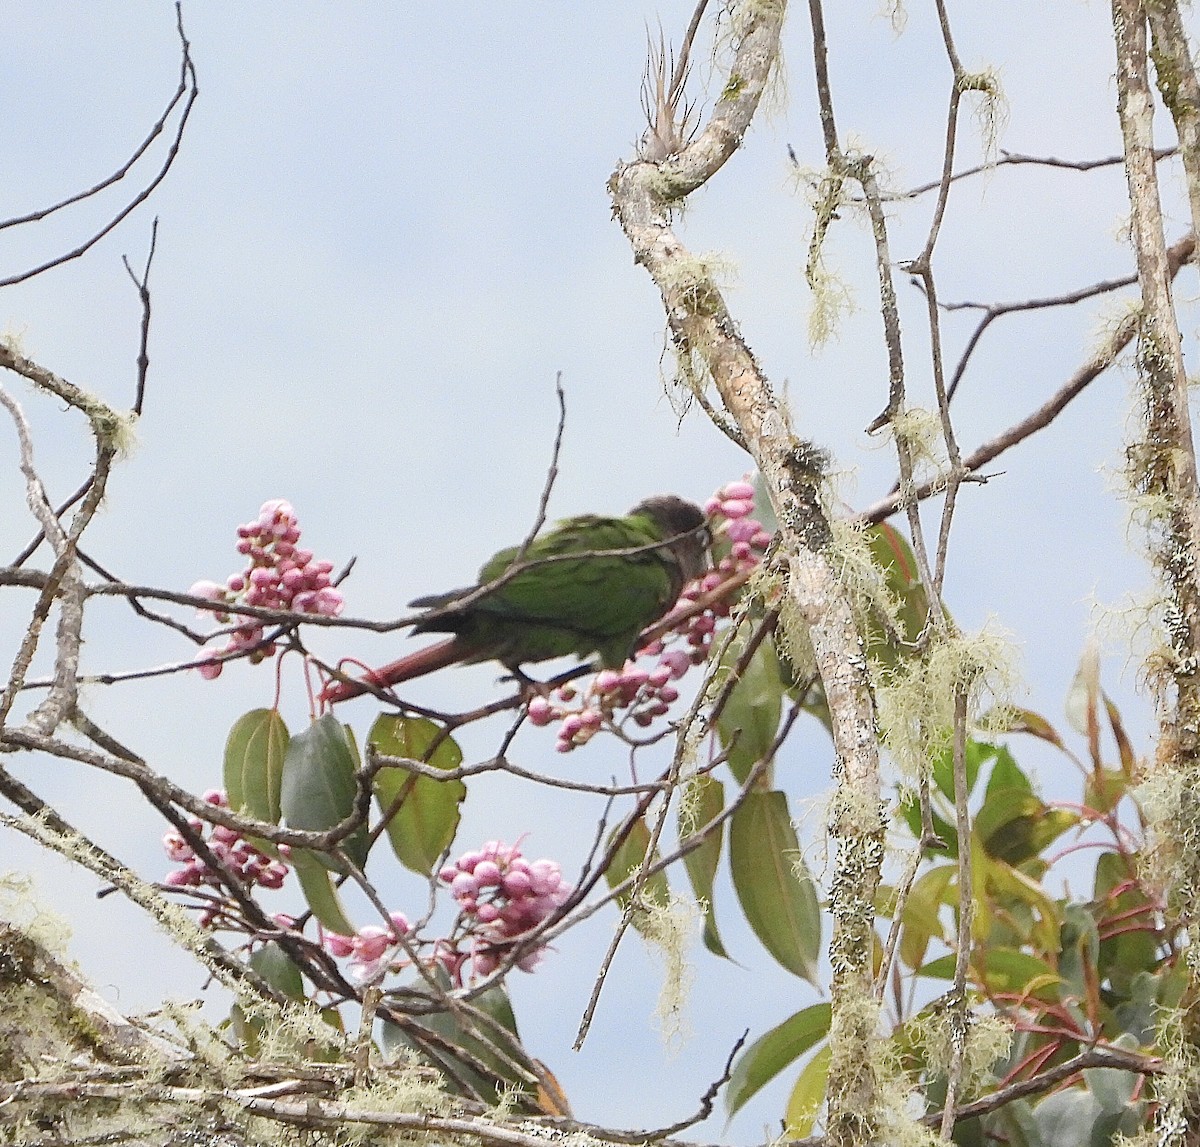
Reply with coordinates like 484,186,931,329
323,911,412,983
189,499,344,678
439,841,572,977
161,789,289,926
312,842,572,987
528,479,772,750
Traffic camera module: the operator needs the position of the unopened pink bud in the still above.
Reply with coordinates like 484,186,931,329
661,650,691,679
560,714,583,739
474,860,502,887
722,480,755,500
197,654,223,681
188,579,225,603
451,872,479,899
457,850,482,872
473,951,499,977
727,518,759,543
314,587,344,616
389,911,410,936
354,925,393,962
720,499,754,519
476,902,500,924
162,833,193,863
528,859,562,896
526,696,553,726
516,947,546,973
258,866,286,890
594,669,622,693
325,933,355,957
438,864,459,883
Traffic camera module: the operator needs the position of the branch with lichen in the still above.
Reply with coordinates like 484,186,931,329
1111,4,1200,1142
611,3,887,1143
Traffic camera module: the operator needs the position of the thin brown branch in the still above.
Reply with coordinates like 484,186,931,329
122,217,159,415
858,233,1195,525
893,145,1177,201
0,5,197,288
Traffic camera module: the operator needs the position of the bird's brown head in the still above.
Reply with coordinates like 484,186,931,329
630,495,710,586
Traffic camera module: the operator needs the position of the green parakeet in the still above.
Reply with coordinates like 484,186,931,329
322,495,708,702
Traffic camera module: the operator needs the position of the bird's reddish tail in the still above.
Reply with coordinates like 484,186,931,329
320,638,466,704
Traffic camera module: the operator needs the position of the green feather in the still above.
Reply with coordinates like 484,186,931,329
411,502,705,672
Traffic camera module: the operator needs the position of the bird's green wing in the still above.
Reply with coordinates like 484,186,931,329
466,514,679,666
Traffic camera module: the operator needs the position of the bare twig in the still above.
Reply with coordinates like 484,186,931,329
0,5,197,288
122,218,159,415
857,233,1195,525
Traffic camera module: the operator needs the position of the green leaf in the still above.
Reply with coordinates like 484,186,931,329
729,790,821,984
369,714,466,875
679,774,730,958
922,948,1062,1000
717,635,784,785
249,940,305,1001
726,1003,831,1116
978,798,1079,866
863,522,929,667
1031,1084,1114,1147
280,713,368,870
1003,706,1065,749
981,854,1063,955
224,708,288,823
898,864,955,971
982,743,1030,798
289,847,356,936
605,815,670,934
783,1040,832,1138
380,972,538,1105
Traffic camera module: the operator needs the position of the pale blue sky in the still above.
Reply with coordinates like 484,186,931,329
0,2,1190,1137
